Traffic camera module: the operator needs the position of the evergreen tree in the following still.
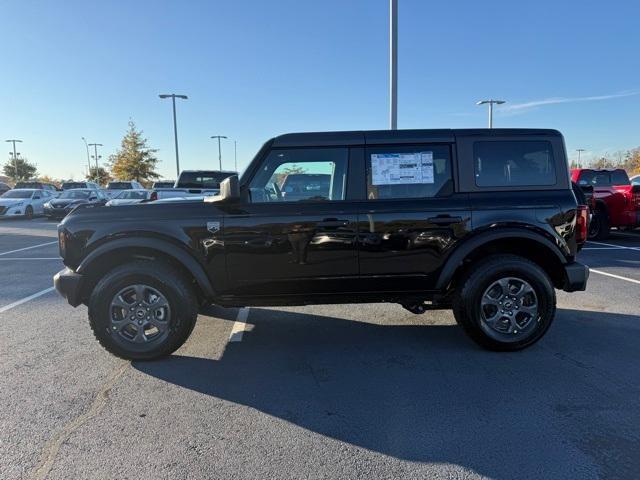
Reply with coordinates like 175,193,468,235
108,120,160,183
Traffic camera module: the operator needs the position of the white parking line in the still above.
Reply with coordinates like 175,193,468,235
228,307,250,342
587,241,640,251
0,241,58,256
0,257,60,261
591,269,640,285
0,287,55,314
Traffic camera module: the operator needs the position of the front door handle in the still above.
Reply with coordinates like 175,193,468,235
427,215,463,225
317,218,350,228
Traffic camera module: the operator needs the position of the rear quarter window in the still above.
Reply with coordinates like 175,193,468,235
474,141,556,187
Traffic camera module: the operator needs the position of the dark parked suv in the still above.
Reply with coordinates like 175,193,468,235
54,129,588,360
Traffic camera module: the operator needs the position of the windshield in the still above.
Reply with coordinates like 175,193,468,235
115,190,147,199
107,182,133,190
178,172,233,189
59,190,91,199
153,182,175,188
15,182,40,189
62,182,87,189
1,190,33,199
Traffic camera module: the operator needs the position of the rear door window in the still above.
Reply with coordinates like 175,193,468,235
365,145,452,200
474,141,556,187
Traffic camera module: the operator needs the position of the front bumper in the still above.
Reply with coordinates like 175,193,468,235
44,207,72,218
53,267,83,307
562,261,589,292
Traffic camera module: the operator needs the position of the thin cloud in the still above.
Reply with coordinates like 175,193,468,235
500,91,639,114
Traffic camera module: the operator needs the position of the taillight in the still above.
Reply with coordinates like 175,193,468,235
632,186,640,208
575,205,588,244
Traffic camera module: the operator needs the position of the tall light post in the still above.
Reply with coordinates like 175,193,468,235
81,137,91,176
389,0,398,130
159,94,188,177
234,140,237,172
476,99,506,128
88,143,103,180
5,139,22,181
210,135,227,170
576,148,585,168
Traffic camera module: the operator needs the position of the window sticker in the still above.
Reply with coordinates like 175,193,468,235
371,152,434,185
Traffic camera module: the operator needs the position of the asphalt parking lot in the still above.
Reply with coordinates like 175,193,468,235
1,218,639,480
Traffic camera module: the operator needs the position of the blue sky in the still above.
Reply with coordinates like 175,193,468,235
1,0,638,180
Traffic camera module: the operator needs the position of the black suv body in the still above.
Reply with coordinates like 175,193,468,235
54,129,588,360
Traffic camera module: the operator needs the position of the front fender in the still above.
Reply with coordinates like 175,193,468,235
76,237,215,298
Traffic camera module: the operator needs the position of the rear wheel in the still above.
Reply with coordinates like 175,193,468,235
588,209,610,240
88,261,198,360
453,254,556,351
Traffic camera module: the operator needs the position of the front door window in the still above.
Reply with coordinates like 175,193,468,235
248,148,348,203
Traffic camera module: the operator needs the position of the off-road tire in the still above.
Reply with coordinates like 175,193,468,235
588,209,610,240
88,260,198,361
453,254,556,351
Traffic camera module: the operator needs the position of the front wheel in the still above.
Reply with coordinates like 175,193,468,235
88,260,198,360
25,206,33,219
453,254,556,351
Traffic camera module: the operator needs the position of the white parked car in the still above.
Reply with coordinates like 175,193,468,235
0,188,52,218
105,189,153,206
631,174,640,186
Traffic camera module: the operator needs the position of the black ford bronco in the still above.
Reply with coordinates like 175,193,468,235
54,129,589,360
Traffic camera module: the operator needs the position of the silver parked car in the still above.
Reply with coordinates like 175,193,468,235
0,188,52,218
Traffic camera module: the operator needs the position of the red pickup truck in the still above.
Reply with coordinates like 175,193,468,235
571,168,640,239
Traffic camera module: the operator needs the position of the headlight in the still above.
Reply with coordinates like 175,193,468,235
44,202,52,208
11,202,23,208
58,229,67,258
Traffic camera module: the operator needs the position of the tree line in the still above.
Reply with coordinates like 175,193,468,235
2,120,161,187
572,147,640,175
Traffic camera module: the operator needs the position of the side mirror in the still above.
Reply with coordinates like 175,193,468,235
209,175,240,203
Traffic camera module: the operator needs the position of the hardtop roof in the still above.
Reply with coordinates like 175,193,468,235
271,128,562,148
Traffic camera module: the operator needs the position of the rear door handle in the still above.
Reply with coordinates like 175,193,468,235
317,218,350,228
427,215,463,225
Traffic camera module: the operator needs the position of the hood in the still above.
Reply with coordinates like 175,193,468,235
0,198,25,206
50,198,87,208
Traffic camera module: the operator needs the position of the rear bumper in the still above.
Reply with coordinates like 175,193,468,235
53,267,83,307
562,261,589,292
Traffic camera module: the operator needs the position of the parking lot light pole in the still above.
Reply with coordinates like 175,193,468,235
81,137,91,176
576,149,585,168
159,94,188,177
389,0,398,130
88,143,103,180
210,135,227,170
476,100,506,128
234,140,237,172
5,139,23,181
